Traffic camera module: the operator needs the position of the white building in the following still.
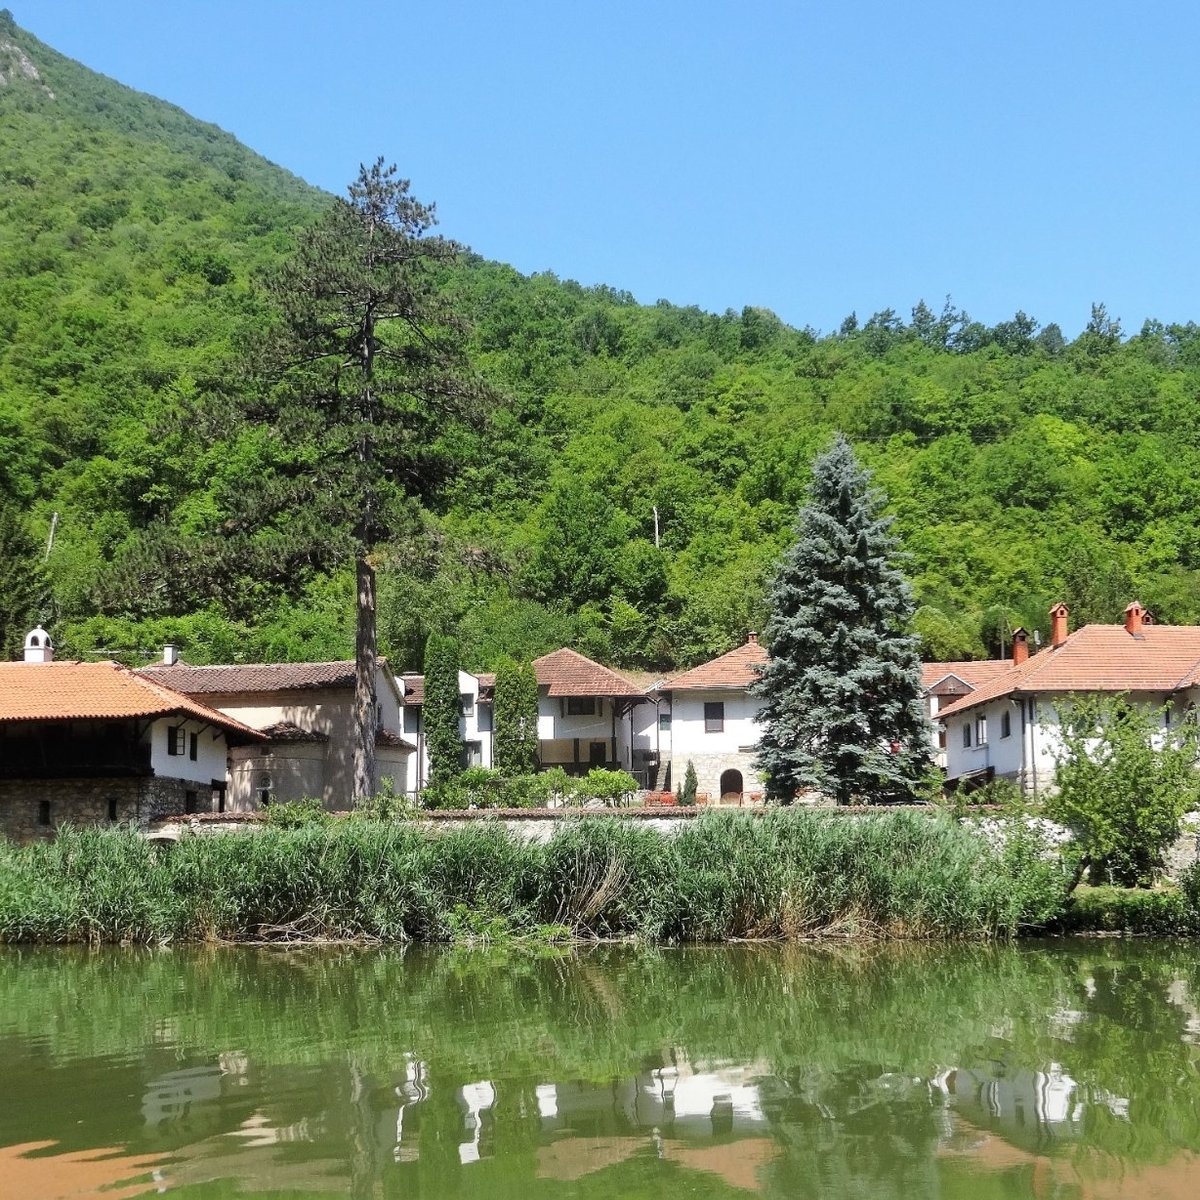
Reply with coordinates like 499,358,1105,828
650,634,769,801
0,630,262,839
531,648,646,777
939,602,1200,792
922,654,1020,769
140,655,414,807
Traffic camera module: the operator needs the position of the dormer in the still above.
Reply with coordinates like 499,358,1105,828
23,625,54,663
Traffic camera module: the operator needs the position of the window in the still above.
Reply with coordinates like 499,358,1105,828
461,693,475,718
962,723,972,748
1000,709,1012,739
462,741,483,769
566,697,596,717
37,800,51,827
189,731,198,761
107,798,118,822
257,772,272,808
975,714,988,746
937,727,947,750
704,702,725,733
403,707,419,735
167,725,186,756
658,710,672,732
184,789,199,814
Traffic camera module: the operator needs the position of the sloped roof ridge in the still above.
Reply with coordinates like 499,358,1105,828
666,638,769,691
532,647,643,697
936,622,1200,721
0,660,262,738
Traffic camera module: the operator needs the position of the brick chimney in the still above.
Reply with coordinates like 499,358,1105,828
747,631,758,645
1124,601,1146,637
1049,602,1070,648
1011,627,1029,665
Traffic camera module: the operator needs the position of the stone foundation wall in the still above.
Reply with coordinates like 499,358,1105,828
669,751,763,801
0,776,210,843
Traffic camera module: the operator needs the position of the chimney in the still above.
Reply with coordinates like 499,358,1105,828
162,643,179,666
747,631,758,645
1011,627,1029,666
23,625,54,664
1124,601,1146,637
1049,602,1070,648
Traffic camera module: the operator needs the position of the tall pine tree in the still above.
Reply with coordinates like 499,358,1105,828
243,160,483,804
752,434,931,804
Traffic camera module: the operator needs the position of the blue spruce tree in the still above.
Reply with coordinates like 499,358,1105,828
752,434,931,804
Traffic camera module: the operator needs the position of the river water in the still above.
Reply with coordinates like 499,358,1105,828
2,941,1199,1198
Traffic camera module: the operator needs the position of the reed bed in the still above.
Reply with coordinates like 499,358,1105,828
0,809,1069,945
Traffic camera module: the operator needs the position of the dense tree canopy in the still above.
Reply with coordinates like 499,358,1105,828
5,15,1200,679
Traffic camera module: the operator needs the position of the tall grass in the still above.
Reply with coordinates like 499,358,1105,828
0,810,1071,945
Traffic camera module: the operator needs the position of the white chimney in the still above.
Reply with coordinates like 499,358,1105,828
23,625,54,663
163,643,179,666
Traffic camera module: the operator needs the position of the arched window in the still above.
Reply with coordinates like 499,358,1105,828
257,772,273,807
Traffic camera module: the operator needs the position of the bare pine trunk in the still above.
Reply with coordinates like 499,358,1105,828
353,556,378,806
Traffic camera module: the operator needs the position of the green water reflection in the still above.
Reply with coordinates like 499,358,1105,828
2,941,1200,1198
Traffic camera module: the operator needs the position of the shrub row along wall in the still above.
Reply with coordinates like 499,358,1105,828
0,810,1070,944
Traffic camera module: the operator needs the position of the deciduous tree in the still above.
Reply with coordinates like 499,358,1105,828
1050,695,1200,887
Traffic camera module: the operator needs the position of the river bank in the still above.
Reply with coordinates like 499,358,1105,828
0,808,1080,944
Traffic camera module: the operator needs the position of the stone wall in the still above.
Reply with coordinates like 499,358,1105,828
671,750,763,801
0,776,211,843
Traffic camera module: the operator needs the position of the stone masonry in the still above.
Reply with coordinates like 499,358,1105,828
0,776,210,843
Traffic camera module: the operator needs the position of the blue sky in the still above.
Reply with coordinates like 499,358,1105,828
15,1,1200,335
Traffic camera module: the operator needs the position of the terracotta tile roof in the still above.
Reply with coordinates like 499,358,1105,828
532,648,644,697
666,636,769,691
138,660,370,694
376,728,417,750
921,660,1013,691
0,661,263,739
401,674,424,705
936,623,1200,721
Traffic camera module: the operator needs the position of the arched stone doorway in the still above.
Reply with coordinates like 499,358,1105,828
719,768,743,804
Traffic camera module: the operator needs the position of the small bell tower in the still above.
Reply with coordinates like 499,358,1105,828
23,625,54,663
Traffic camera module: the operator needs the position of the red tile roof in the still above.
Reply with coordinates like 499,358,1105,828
0,661,262,739
921,660,1013,691
400,672,493,707
139,660,375,694
666,637,769,691
936,623,1200,721
532,648,643,697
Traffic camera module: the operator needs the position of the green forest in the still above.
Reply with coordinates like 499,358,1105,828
3,11,1200,674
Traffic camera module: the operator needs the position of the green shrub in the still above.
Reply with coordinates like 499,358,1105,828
579,769,638,807
263,797,329,829
1057,885,1199,935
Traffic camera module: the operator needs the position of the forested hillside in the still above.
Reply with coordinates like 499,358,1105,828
3,12,1200,672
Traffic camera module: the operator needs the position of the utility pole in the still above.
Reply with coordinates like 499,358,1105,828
44,512,58,562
